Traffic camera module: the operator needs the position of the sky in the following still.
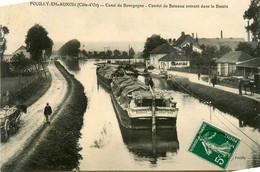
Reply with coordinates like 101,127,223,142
0,0,252,53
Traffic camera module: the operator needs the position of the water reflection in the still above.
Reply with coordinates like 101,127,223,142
119,126,179,164
63,59,80,71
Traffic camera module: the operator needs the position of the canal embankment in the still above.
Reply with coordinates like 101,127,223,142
2,61,88,171
150,72,259,128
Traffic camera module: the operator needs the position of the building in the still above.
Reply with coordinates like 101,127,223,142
149,43,177,68
12,45,30,58
158,52,190,70
236,58,260,78
198,38,245,50
175,32,202,53
216,51,254,76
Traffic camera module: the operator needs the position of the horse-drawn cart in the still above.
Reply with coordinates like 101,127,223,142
0,105,27,142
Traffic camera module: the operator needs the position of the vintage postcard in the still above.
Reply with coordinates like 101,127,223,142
0,0,259,171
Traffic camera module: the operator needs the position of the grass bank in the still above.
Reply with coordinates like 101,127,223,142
1,70,52,108
166,76,259,128
5,61,87,171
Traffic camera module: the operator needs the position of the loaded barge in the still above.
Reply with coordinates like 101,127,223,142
96,64,179,129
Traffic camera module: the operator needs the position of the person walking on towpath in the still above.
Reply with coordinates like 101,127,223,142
44,102,52,124
198,72,201,80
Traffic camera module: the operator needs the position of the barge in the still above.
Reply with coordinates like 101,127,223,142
111,75,179,129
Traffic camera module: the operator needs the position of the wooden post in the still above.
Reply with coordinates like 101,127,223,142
150,86,156,134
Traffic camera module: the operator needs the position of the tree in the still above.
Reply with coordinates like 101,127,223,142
81,50,88,57
243,0,260,41
10,52,31,85
129,47,135,58
235,42,255,57
113,49,121,57
217,45,232,58
143,34,167,59
93,51,98,57
25,24,53,81
59,39,81,57
0,25,9,60
106,50,112,58
122,51,128,58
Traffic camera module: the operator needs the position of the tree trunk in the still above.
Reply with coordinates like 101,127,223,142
40,60,47,79
34,62,43,85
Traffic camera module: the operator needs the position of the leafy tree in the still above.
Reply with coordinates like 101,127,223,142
243,0,260,41
81,50,88,57
129,47,135,59
235,42,255,57
99,51,105,58
88,51,93,57
11,52,31,85
25,24,53,81
113,49,121,57
93,51,98,57
143,34,167,59
121,51,128,58
217,45,232,58
0,25,9,60
59,39,81,57
44,37,53,59
106,50,112,58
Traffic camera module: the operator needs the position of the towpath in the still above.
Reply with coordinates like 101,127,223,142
150,69,260,102
0,62,68,168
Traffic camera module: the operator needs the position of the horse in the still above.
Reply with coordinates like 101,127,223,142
243,80,255,95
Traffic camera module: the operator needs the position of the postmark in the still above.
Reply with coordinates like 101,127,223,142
188,121,240,169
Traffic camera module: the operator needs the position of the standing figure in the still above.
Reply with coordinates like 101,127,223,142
238,80,242,95
44,102,52,124
148,77,154,89
198,73,201,80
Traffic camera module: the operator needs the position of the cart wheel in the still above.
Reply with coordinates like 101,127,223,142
1,120,10,142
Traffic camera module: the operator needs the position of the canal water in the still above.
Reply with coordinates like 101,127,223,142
63,60,259,171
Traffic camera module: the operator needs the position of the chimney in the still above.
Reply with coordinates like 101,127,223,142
221,30,223,39
181,31,185,36
192,33,195,38
196,33,198,42
247,20,250,42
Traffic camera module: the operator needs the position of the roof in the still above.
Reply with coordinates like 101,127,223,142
149,43,177,54
198,38,245,50
12,45,30,58
159,52,190,62
237,58,260,69
175,34,201,48
216,51,253,63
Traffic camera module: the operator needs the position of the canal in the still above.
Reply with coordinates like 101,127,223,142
63,60,259,170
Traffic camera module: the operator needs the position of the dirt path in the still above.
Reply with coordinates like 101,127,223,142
0,62,68,168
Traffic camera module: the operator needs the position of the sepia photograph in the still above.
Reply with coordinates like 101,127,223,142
0,0,259,171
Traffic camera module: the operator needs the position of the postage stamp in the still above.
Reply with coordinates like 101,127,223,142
188,121,240,169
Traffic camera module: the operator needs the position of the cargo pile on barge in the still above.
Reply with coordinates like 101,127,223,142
96,65,179,129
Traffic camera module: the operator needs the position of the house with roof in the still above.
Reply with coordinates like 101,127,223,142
159,52,190,70
148,43,190,69
175,32,202,53
216,51,254,76
236,58,260,78
148,43,178,68
12,45,30,59
198,38,245,50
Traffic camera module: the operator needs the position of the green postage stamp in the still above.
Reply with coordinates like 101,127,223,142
188,121,240,169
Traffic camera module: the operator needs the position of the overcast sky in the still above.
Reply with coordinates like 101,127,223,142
0,0,252,53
